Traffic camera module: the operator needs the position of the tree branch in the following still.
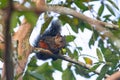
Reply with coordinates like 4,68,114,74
2,0,14,80
13,3,119,28
106,71,120,80
33,47,110,79
13,18,33,80
44,5,118,29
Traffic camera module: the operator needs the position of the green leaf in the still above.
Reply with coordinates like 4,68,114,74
52,59,63,71
59,15,72,25
0,0,8,8
104,48,118,67
111,29,120,38
66,35,76,42
79,21,85,32
108,0,119,10
71,25,79,33
74,0,88,12
28,57,37,67
104,49,112,62
24,61,54,80
27,57,38,71
98,39,105,51
89,37,94,48
76,47,82,51
47,0,52,3
74,65,90,78
96,48,103,62
23,71,36,80
41,17,53,34
96,64,109,80
36,63,54,73
105,4,115,16
118,18,120,28
83,57,93,65
103,14,111,19
89,30,99,48
62,68,75,80
98,4,104,16
24,11,38,27
29,71,46,80
83,22,92,31
59,15,79,33
35,62,54,80
89,64,100,72
10,11,19,33
67,48,74,58
73,50,79,60
103,14,111,21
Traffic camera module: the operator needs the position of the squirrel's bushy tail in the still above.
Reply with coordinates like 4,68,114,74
42,20,61,37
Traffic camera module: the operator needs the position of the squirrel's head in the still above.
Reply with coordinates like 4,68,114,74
54,34,66,49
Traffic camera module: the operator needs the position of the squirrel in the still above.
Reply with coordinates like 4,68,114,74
34,20,66,60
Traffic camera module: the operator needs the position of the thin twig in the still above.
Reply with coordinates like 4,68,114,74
12,3,119,29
